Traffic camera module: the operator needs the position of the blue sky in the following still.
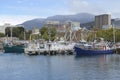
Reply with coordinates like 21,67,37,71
0,0,120,25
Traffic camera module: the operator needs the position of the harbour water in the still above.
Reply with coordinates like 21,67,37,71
0,53,120,80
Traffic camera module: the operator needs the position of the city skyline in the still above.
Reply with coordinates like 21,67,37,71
0,0,120,25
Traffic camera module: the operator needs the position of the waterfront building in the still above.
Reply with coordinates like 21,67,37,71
46,21,60,25
45,21,60,28
65,21,81,31
102,25,112,30
44,20,91,41
0,23,16,34
45,20,81,32
45,20,61,32
32,27,40,35
56,24,66,32
95,14,111,30
64,21,83,41
70,22,81,31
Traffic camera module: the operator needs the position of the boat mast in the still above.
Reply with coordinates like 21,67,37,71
70,22,72,42
113,24,116,50
113,24,115,44
10,27,13,41
48,22,51,42
23,26,26,40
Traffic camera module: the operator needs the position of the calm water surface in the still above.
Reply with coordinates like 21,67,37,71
0,53,120,80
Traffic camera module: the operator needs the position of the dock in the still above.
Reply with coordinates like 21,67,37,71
24,48,74,55
24,42,75,55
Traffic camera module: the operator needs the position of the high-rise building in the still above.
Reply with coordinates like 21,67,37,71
95,14,111,29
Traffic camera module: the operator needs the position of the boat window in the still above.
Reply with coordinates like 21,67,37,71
40,44,44,48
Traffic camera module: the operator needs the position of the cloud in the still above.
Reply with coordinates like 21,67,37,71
111,12,120,18
17,0,22,3
68,0,105,14
0,15,39,25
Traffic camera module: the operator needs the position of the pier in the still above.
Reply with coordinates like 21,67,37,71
24,49,74,55
24,42,75,55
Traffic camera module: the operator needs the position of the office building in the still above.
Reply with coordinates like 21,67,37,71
95,14,111,29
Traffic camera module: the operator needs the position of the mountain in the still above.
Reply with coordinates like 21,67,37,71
21,18,46,30
47,13,94,23
80,21,94,29
20,13,95,30
19,13,120,30
112,19,120,28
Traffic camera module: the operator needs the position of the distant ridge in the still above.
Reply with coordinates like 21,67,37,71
19,13,120,30
19,13,95,30
46,13,95,23
21,18,46,30
112,19,120,28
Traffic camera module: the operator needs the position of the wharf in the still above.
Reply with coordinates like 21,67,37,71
24,41,75,55
24,49,74,55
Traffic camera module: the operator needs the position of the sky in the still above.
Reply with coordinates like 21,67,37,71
0,0,120,25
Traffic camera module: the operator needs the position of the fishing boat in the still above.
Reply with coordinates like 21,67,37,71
114,42,120,54
3,44,25,53
74,39,114,56
74,46,113,56
3,41,26,53
3,26,26,53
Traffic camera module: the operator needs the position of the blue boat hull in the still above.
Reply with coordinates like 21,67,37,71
74,46,114,56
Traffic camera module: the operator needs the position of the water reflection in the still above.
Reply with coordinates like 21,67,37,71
0,53,120,80
74,54,120,80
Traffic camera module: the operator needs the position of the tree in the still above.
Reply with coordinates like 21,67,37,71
87,28,120,42
0,33,5,37
25,30,32,40
5,27,25,40
40,27,57,41
5,27,11,37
